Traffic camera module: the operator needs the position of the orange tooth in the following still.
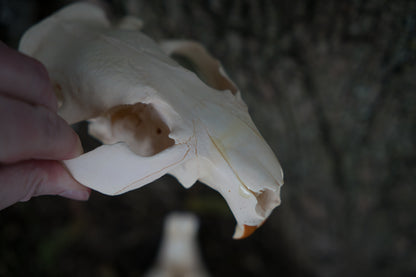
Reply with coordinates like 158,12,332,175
236,225,258,239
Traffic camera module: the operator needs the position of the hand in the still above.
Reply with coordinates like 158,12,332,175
0,42,90,210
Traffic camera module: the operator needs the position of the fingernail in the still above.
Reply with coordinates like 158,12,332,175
68,133,84,158
75,135,84,155
59,189,90,201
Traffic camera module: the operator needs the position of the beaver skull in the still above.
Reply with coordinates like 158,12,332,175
19,3,284,239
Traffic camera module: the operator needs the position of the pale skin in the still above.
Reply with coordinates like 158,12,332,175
0,42,90,210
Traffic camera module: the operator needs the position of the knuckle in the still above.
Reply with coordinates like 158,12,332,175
0,100,21,163
30,58,49,81
20,162,48,201
31,106,62,151
30,58,57,109
27,162,47,186
36,107,78,158
40,107,63,139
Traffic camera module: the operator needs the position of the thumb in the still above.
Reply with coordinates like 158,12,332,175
0,160,90,210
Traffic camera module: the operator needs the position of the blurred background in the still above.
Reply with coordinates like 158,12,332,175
1,0,415,276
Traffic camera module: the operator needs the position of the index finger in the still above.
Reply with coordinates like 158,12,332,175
0,95,82,163
0,41,57,111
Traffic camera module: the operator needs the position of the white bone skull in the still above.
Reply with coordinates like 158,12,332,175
19,3,283,239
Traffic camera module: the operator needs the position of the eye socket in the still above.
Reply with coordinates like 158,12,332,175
170,52,238,95
171,53,200,75
93,103,175,157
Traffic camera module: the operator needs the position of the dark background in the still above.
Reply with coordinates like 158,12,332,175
1,0,415,276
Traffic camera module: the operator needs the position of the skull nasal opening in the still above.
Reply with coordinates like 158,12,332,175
90,103,175,157
254,189,281,218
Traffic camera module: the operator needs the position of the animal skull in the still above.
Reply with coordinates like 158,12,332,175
19,3,284,239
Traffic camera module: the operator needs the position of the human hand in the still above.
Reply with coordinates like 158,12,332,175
0,41,90,210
